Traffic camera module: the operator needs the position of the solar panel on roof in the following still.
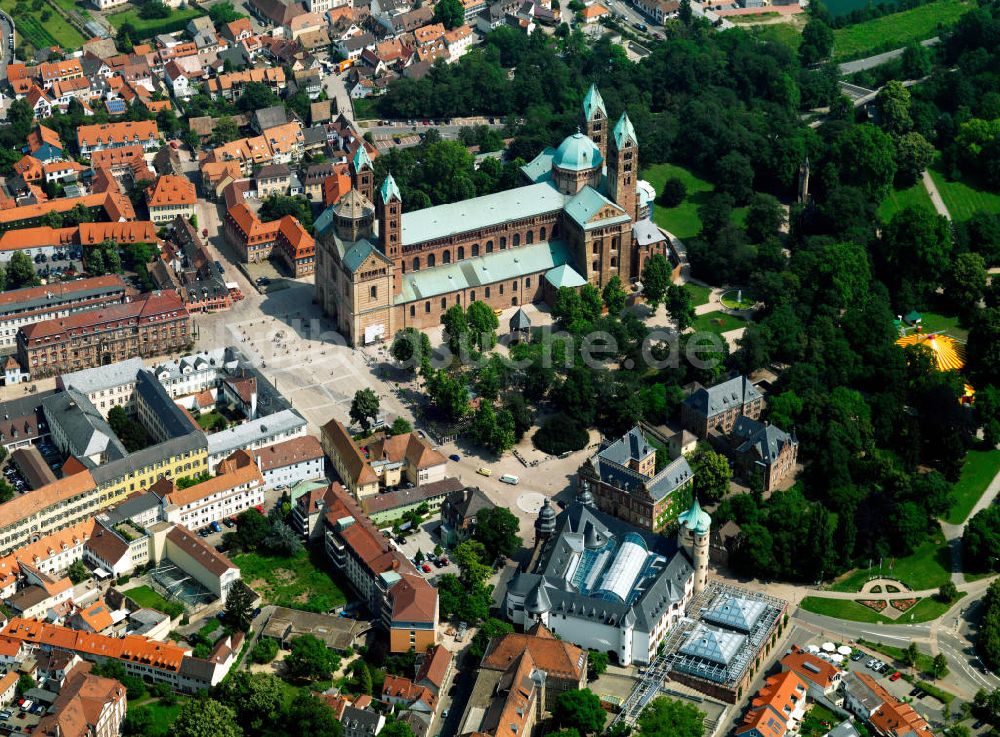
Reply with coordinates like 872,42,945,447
106,99,126,114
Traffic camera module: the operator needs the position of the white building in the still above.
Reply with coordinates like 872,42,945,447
59,358,144,417
504,496,695,666
254,435,325,489
157,450,265,530
150,349,232,398
206,409,308,470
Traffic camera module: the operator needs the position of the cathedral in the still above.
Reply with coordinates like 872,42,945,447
314,85,672,346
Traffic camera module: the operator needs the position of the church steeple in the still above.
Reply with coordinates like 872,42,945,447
582,84,608,162
607,112,638,221
351,144,374,203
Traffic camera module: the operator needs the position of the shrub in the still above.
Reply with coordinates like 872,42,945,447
251,637,279,664
533,414,588,455
657,177,686,208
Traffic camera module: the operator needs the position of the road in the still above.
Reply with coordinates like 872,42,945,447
0,11,13,82
838,36,940,75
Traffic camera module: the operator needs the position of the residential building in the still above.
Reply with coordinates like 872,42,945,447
735,671,808,737
725,417,798,492
35,662,126,737
439,486,496,546
77,121,161,158
206,67,287,100
24,125,64,163
321,482,439,652
146,175,197,223
225,203,280,263
2,617,241,693
342,706,385,737
321,418,380,498
780,646,844,703
458,645,541,737
363,477,465,526
253,435,325,489
16,291,191,379
273,216,316,277
505,497,694,666
315,87,666,345
843,672,935,737
0,276,127,350
681,375,764,438
577,424,694,532
155,449,266,530
57,358,145,417
255,163,292,198
206,408,307,470
164,524,241,599
0,672,17,707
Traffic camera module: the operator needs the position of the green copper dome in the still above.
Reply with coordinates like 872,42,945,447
679,497,711,535
379,173,401,203
552,131,603,172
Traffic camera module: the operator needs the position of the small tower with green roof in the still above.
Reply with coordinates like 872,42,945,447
377,173,403,294
677,496,711,594
350,144,374,203
582,84,608,161
608,111,638,223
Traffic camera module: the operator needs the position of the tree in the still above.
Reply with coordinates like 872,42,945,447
877,81,913,137
665,284,695,330
468,617,514,660
66,560,90,584
799,19,833,65
692,449,732,503
938,580,959,603
453,539,492,587
678,0,692,24
581,283,604,322
894,132,935,185
285,634,340,681
279,693,342,737
442,305,471,356
474,507,521,561
878,206,953,304
744,193,786,243
587,651,608,681
554,287,587,330
251,637,278,664
350,388,380,434
213,116,239,146
16,675,34,697
6,252,38,289
467,300,500,348
716,151,754,205
636,696,705,737
173,698,242,737
948,252,988,318
216,672,283,737
931,652,949,679
235,509,270,551
353,660,373,695
603,275,627,314
224,580,255,633
469,402,516,453
552,689,605,736
437,573,491,622
900,41,932,79
964,506,1000,571
424,369,469,421
433,0,464,28
265,521,303,556
123,706,154,736
834,124,897,201
641,254,672,310
390,327,431,371
209,1,244,23
389,417,413,435
658,177,686,208
380,721,415,737
903,642,919,668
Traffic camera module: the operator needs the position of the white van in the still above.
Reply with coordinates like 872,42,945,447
499,474,519,485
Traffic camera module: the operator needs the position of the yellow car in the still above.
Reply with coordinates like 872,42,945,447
477,467,492,477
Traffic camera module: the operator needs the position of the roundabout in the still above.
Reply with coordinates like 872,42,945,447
516,492,547,515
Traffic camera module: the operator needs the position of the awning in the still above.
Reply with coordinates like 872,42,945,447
93,569,110,579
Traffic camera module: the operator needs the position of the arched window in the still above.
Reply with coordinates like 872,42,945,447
410,305,415,317
428,253,436,267
443,250,451,264
526,277,531,288
425,301,430,313
512,280,517,290
526,230,534,245
470,290,476,301
540,226,546,241
485,287,491,298
456,294,461,304
412,257,420,271
500,236,507,249
401,262,406,274
441,297,446,309
473,243,481,256
610,257,617,268
486,241,493,254
458,246,465,260
500,284,504,295
513,233,521,247
512,297,518,305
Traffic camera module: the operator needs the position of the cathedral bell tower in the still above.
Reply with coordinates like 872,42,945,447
377,173,403,295
351,144,375,203
608,112,639,223
582,84,608,162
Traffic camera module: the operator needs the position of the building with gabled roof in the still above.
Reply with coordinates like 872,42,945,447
34,661,126,737
578,423,694,533
145,175,197,223
780,645,844,700
682,375,764,438
725,416,798,492
735,671,808,737
77,121,160,157
224,203,281,263
843,672,935,737
321,418,380,497
321,481,438,652
440,486,496,546
25,125,64,162
155,449,265,532
273,215,315,277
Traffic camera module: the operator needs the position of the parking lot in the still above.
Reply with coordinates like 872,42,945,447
386,518,460,581
31,246,84,281
0,699,44,735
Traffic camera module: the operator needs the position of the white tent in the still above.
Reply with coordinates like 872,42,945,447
838,645,852,656
822,642,836,652
831,654,845,663
806,645,821,653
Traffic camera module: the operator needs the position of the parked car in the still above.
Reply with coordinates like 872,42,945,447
973,722,986,730
476,467,492,477
850,651,863,661
909,687,921,697
889,671,902,681
421,563,432,573
211,521,221,533
500,474,520,485
449,454,461,462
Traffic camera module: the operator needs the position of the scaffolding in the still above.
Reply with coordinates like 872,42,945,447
607,581,787,728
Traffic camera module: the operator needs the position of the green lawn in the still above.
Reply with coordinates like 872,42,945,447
107,6,204,38
946,448,1000,524
690,310,748,335
49,0,91,18
123,585,185,619
832,0,976,60
353,98,378,121
747,22,802,52
0,0,85,50
683,283,712,307
928,162,1000,222
800,704,843,737
233,548,347,613
829,532,951,592
130,697,186,737
902,592,966,622
642,163,747,240
800,597,893,623
878,181,935,222
859,638,937,673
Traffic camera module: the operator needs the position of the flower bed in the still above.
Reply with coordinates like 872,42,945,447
891,598,918,612
859,599,887,612
870,585,883,593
